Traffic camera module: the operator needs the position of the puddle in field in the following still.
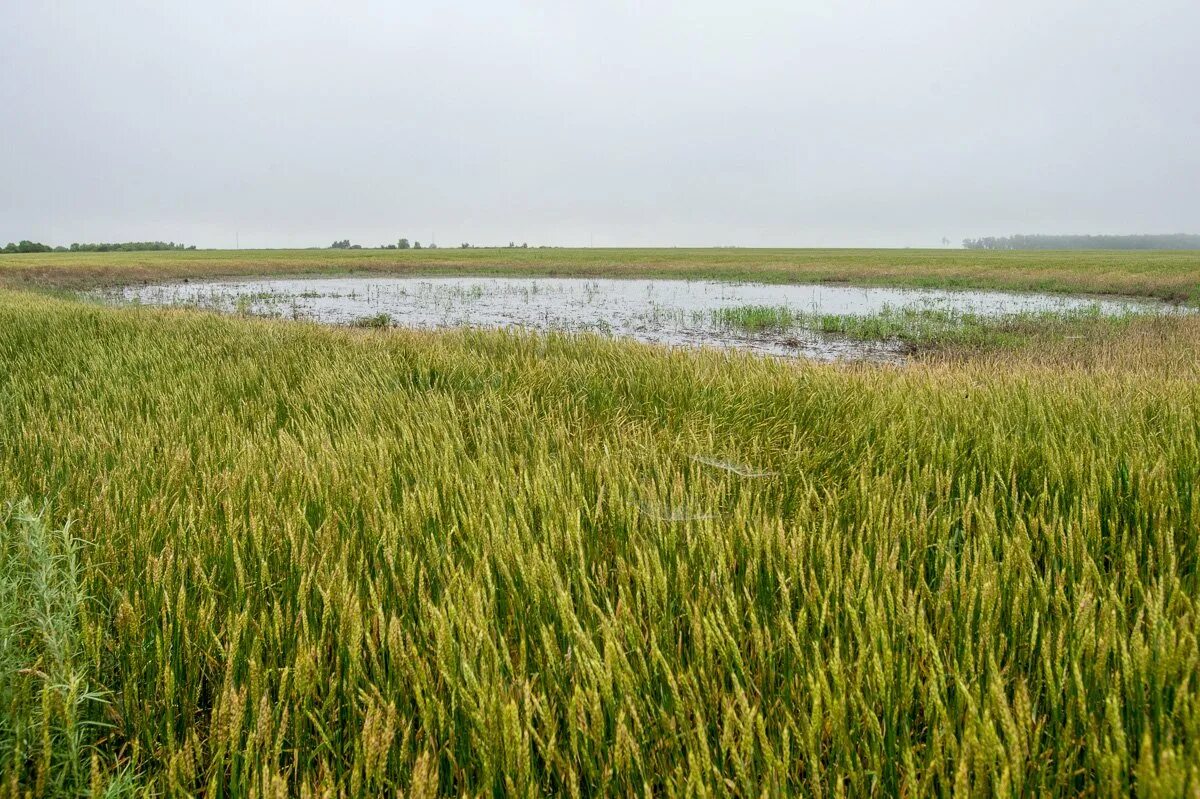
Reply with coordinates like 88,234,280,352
98,276,1164,361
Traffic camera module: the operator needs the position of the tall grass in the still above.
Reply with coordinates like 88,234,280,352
0,291,1198,794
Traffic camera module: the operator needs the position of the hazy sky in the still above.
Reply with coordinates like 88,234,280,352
2,1,1197,248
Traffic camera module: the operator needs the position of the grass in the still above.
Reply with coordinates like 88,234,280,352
349,312,393,329
711,304,802,332
2,246,1199,301
712,302,1142,351
1,285,1199,794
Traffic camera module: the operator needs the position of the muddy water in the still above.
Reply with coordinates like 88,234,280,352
101,276,1161,361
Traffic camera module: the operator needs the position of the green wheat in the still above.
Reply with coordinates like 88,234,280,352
0,290,1198,794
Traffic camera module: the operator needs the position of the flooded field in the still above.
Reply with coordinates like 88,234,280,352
100,276,1164,360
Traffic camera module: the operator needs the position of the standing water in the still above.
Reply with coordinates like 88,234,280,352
99,276,1163,361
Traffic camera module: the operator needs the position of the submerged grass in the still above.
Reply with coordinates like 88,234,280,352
1,290,1199,794
711,304,803,332
712,302,1146,350
349,312,393,329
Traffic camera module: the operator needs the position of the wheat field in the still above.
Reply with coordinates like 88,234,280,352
1,287,1199,795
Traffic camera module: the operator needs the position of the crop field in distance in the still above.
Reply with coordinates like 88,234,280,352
1,249,1199,795
5,246,1200,301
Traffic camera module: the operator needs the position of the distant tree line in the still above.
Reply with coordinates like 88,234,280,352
71,241,195,252
329,236,544,251
963,234,1200,250
1,240,195,254
1,241,55,253
333,238,442,250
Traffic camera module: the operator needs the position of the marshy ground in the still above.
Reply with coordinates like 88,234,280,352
96,275,1166,361
1,248,1199,795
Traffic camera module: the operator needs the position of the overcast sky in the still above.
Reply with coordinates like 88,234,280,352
2,1,1197,249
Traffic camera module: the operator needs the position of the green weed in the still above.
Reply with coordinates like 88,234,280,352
0,502,120,796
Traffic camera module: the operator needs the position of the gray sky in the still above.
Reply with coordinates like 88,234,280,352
2,1,1197,249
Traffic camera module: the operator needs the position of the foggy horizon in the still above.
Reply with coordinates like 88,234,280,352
3,1,1197,249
